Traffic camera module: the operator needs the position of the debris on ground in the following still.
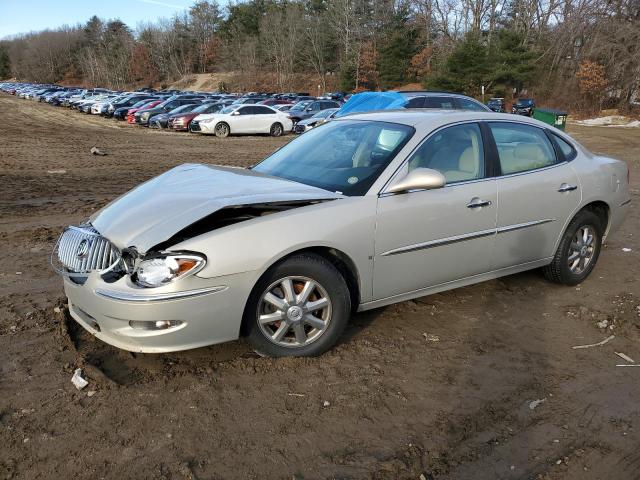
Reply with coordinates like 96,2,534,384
90,147,107,156
71,368,89,390
529,398,547,410
422,333,440,342
615,352,635,363
622,248,632,252
87,390,97,397
287,393,305,397
322,400,330,407
597,319,609,329
46,169,66,174
572,335,615,349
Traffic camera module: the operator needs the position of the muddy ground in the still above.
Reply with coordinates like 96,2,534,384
0,95,639,480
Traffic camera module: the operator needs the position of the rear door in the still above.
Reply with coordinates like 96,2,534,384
489,121,581,269
252,106,278,132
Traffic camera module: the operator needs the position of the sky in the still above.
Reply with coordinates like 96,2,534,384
0,0,201,39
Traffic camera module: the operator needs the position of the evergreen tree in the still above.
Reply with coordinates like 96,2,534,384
0,44,10,79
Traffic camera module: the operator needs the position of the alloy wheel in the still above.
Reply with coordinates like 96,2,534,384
568,225,596,275
257,276,332,348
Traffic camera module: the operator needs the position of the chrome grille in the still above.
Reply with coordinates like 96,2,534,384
52,225,122,276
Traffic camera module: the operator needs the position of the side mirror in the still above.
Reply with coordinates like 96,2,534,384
231,110,240,116
386,168,446,194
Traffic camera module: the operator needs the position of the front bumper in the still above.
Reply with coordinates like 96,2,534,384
63,270,256,353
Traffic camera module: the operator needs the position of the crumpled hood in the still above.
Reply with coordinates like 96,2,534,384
91,163,342,252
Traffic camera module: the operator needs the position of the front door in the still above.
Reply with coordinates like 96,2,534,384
374,122,498,300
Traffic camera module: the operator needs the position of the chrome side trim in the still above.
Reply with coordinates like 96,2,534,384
496,218,555,234
380,218,556,256
380,228,496,256
94,286,227,303
620,199,631,207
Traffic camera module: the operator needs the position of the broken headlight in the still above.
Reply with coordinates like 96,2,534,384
134,253,206,287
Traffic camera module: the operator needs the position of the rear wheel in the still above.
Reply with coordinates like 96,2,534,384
270,122,283,137
543,210,603,285
214,122,230,138
244,254,351,357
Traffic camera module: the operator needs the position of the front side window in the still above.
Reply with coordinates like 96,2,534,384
253,120,414,196
408,123,485,184
489,122,557,175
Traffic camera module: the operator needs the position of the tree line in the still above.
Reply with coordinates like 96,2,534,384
0,0,638,111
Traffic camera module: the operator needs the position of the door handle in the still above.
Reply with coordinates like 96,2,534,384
467,198,492,209
558,183,578,192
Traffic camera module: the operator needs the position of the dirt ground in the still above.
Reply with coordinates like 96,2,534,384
0,95,639,480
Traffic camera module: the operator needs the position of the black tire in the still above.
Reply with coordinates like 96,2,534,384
214,122,230,138
270,122,283,137
243,253,351,357
543,210,603,285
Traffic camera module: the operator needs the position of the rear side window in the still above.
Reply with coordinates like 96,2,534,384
423,96,456,109
253,106,274,115
457,98,487,111
408,123,485,184
489,122,557,175
550,133,577,161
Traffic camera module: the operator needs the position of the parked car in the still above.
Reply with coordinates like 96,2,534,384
487,97,506,112
113,98,159,120
135,96,205,126
197,104,292,137
127,100,163,124
149,103,201,129
53,110,629,357
273,104,293,113
293,108,339,133
401,91,490,111
170,102,227,132
287,100,341,123
512,98,535,116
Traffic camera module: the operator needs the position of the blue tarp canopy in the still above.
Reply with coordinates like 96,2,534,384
335,91,407,117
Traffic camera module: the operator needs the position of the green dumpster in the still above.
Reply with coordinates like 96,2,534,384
533,108,568,130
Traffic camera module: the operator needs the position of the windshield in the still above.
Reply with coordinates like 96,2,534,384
312,108,338,119
193,103,220,113
252,120,414,196
291,101,311,111
220,106,237,114
169,104,197,114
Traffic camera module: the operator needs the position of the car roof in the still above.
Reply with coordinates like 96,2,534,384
336,109,553,131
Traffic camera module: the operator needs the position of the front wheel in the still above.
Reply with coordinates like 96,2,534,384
214,122,230,138
244,254,351,357
543,210,603,285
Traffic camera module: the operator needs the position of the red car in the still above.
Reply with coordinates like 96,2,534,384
169,102,226,131
126,100,163,124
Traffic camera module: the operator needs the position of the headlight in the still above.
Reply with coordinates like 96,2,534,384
141,112,150,120
200,118,214,124
134,253,205,287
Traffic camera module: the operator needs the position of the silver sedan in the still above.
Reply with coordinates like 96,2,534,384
53,110,630,357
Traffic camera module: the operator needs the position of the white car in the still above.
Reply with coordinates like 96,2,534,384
197,104,293,137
